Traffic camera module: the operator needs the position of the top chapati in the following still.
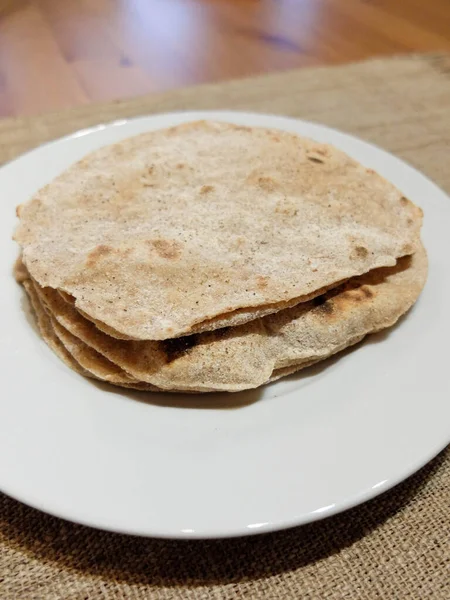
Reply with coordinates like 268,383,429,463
14,120,423,340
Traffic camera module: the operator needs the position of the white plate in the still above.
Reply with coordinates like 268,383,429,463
1,111,449,539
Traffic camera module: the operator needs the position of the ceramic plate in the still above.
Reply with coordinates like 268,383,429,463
1,111,449,539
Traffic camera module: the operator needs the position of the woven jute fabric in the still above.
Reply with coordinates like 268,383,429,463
1,53,449,599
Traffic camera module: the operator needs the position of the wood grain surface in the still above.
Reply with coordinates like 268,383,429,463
0,0,449,117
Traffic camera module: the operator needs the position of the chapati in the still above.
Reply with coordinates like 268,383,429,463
15,121,423,340
21,243,427,392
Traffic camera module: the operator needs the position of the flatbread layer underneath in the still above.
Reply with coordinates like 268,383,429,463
17,242,427,393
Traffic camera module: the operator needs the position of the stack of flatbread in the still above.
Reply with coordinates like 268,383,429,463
13,121,427,393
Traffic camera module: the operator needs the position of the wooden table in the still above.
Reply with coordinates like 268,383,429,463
1,0,449,117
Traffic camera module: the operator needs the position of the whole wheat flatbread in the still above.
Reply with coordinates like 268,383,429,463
22,279,95,380
21,272,352,392
23,277,317,392
50,317,139,385
15,121,422,341
24,243,427,392
22,278,175,392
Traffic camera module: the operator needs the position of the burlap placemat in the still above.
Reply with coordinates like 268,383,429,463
1,54,449,599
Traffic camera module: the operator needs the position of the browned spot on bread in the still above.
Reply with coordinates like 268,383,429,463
407,218,413,226
16,204,23,217
275,199,298,217
256,275,269,289
361,285,375,299
176,163,185,169
402,243,414,255
366,168,376,175
258,176,277,191
232,237,246,250
161,334,199,363
271,135,280,142
246,170,277,191
150,239,182,260
200,185,214,194
400,196,409,206
140,166,156,188
351,291,366,302
339,285,375,304
307,156,324,164
352,245,369,259
86,244,112,266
